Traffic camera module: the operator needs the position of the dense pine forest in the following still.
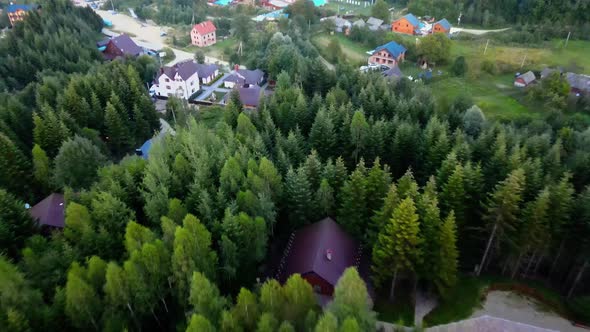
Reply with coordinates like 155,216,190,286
1,0,590,331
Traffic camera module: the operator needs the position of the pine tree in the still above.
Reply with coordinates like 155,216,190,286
364,158,391,216
417,177,441,281
310,108,335,159
105,101,132,156
436,211,458,296
285,167,313,228
0,133,32,197
315,179,335,217
350,111,369,163
368,183,400,248
338,163,368,238
372,197,422,299
477,169,525,276
441,165,466,226
32,144,51,192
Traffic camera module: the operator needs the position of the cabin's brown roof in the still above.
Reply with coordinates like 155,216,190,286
29,193,65,228
278,217,361,286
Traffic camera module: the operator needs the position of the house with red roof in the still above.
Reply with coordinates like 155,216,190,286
275,217,372,305
191,21,217,47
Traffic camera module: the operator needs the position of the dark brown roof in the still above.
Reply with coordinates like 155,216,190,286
109,34,143,56
157,60,200,81
224,86,263,107
30,193,65,228
278,217,361,286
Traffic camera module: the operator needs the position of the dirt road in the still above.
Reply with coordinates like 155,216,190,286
96,10,227,66
450,27,510,35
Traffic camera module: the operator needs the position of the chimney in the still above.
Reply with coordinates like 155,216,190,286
234,64,239,71
326,249,333,261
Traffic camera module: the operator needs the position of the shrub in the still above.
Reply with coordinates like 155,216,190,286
481,60,497,75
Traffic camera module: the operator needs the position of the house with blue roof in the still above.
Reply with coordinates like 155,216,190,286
433,18,452,34
392,13,422,35
7,3,39,26
368,41,407,68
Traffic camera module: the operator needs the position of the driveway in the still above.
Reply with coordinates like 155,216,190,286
194,72,233,101
95,10,228,66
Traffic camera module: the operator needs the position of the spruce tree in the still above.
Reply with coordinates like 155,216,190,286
285,167,313,228
441,165,466,226
105,101,132,156
309,108,335,159
372,197,422,299
417,177,441,281
0,133,32,197
437,211,458,296
338,163,368,238
315,179,335,218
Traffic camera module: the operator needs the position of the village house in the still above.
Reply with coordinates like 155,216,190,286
514,71,536,87
321,16,352,34
191,21,217,47
392,13,421,35
566,72,590,96
223,68,265,88
366,17,384,31
29,193,65,230
275,217,372,306
151,60,200,99
195,63,220,85
432,18,452,34
368,41,407,68
99,34,144,60
223,86,264,109
7,3,39,26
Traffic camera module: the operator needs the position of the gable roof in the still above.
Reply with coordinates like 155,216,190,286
195,63,218,79
435,18,451,30
7,4,37,13
383,66,403,78
279,217,360,286
109,34,143,56
517,71,536,84
225,86,263,107
374,41,407,58
236,69,264,85
566,72,590,92
192,20,216,35
366,17,383,27
399,13,420,27
352,19,365,27
30,193,65,228
426,315,558,332
157,60,200,81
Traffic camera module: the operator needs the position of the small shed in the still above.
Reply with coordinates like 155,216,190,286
514,71,536,87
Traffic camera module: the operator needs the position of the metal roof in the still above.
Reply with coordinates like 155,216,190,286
374,41,407,58
279,217,361,287
30,193,65,228
435,18,451,30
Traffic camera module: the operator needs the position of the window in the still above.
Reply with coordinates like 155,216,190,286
165,78,170,82
166,85,171,90
191,81,194,85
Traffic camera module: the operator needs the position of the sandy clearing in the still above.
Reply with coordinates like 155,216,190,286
471,291,586,332
95,10,228,66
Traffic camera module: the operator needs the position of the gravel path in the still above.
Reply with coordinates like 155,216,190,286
471,291,585,332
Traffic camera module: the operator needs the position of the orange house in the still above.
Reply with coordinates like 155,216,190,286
392,13,421,35
7,4,39,26
432,18,452,34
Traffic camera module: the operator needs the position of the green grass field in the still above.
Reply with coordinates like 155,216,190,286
182,37,238,60
312,33,369,65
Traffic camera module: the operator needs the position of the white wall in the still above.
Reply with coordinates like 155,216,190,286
152,72,200,100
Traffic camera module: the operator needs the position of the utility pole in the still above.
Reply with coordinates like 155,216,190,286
520,54,527,69
565,31,571,48
483,39,490,55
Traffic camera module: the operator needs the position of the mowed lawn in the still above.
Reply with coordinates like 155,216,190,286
451,39,590,73
323,1,372,16
312,33,369,64
184,37,238,60
430,74,538,121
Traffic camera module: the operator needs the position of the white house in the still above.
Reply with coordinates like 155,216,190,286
151,60,200,99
